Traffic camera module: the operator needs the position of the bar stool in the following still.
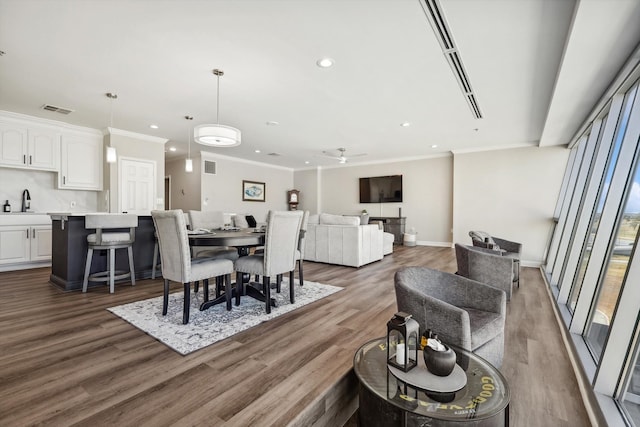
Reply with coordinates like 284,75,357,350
82,214,138,293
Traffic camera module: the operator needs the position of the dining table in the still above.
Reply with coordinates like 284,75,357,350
188,228,267,311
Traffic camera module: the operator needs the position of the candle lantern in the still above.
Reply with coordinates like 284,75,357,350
387,312,419,372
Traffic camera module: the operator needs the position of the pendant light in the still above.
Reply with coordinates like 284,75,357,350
185,115,194,172
106,93,118,163
194,69,241,147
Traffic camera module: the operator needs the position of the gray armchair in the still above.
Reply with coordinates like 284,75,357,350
394,266,506,367
469,231,522,286
455,243,515,300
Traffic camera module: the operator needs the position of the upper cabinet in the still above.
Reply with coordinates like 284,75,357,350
0,122,60,171
59,130,103,191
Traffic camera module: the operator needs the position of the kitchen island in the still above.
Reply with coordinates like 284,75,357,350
48,213,156,291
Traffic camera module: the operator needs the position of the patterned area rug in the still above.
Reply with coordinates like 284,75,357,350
108,279,342,355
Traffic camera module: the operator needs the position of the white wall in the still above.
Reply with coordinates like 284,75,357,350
452,146,570,266
166,156,201,211
104,129,166,213
294,168,320,214
317,156,454,245
200,152,293,223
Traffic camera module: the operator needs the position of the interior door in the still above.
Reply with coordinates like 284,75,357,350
119,158,156,215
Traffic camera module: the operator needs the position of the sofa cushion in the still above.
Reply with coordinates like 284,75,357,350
319,213,360,226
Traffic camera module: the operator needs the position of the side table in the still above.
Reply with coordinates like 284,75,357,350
353,337,510,426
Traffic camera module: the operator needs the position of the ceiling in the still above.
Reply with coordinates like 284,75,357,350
1,0,640,170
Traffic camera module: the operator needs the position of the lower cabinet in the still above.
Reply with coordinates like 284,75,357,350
0,225,52,268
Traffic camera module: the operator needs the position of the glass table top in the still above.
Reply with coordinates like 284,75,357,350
353,337,510,422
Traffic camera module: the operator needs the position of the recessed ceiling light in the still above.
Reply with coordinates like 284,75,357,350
266,121,279,126
400,122,411,127
255,149,261,153
431,144,438,149
305,161,310,164
316,58,334,68
149,124,159,129
169,146,177,152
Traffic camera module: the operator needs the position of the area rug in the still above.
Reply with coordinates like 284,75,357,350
107,279,342,355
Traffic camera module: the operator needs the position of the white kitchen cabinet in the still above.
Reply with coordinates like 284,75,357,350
0,122,60,171
0,226,31,264
0,215,52,271
59,131,103,191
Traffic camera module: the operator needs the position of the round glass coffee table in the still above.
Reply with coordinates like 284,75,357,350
354,337,510,426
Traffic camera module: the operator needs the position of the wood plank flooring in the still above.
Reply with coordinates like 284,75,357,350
0,246,591,426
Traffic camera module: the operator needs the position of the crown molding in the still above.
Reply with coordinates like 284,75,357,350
0,110,102,135
450,142,539,155
104,127,168,144
200,151,294,172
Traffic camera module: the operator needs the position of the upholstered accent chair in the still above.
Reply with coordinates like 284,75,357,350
469,231,522,286
83,213,138,293
151,210,235,324
234,210,304,314
455,243,516,300
394,266,506,367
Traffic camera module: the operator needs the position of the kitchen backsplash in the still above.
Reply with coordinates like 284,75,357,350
0,168,98,213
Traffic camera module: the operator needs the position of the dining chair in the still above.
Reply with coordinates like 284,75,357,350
295,210,310,286
151,209,235,324
82,213,138,293
188,210,239,260
234,210,304,314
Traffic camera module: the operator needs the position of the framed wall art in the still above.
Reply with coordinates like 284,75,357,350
242,180,266,202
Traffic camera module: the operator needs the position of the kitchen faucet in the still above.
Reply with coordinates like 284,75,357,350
21,189,31,212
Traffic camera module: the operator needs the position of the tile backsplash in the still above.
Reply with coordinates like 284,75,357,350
0,168,98,213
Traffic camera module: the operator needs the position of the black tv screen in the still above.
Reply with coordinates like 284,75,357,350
359,175,403,203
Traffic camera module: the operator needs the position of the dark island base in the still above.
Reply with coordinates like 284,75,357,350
49,215,157,292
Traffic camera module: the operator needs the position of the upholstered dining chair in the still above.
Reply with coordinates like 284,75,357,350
83,213,138,293
234,210,304,314
188,210,239,259
295,211,310,286
395,266,506,368
455,243,516,300
151,210,235,324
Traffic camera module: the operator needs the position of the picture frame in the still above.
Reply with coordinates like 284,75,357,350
242,180,266,202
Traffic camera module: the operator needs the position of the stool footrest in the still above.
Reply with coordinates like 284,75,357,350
87,270,132,283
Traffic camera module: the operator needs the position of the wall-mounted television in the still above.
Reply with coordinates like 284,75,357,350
359,175,403,203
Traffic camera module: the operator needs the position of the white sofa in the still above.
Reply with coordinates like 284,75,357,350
303,213,384,267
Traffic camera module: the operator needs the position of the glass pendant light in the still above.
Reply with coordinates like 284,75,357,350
185,115,193,172
106,93,118,163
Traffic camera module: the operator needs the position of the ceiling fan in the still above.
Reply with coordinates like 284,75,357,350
321,147,366,164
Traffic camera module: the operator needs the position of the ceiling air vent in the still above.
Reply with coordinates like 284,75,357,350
41,104,74,115
204,160,216,175
420,0,483,119
268,152,281,156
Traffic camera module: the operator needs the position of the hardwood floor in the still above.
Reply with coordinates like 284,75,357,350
0,246,591,426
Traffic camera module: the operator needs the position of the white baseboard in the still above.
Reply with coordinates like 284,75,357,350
414,240,452,248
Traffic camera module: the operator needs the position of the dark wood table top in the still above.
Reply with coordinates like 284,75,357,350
188,228,264,247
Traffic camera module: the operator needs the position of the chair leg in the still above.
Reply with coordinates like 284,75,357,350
163,279,170,315
183,283,191,324
82,248,94,293
235,272,242,306
298,259,304,286
194,281,199,293
151,241,159,280
289,270,295,304
203,278,210,302
263,275,271,314
128,246,135,287
276,274,282,293
216,276,223,298
109,248,116,294
225,274,232,311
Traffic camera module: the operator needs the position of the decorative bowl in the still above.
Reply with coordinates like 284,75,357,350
424,344,456,376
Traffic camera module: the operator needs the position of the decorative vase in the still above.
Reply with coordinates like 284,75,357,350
424,344,456,376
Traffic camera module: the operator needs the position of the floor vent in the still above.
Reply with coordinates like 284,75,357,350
420,0,483,119
41,104,74,115
204,160,216,175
